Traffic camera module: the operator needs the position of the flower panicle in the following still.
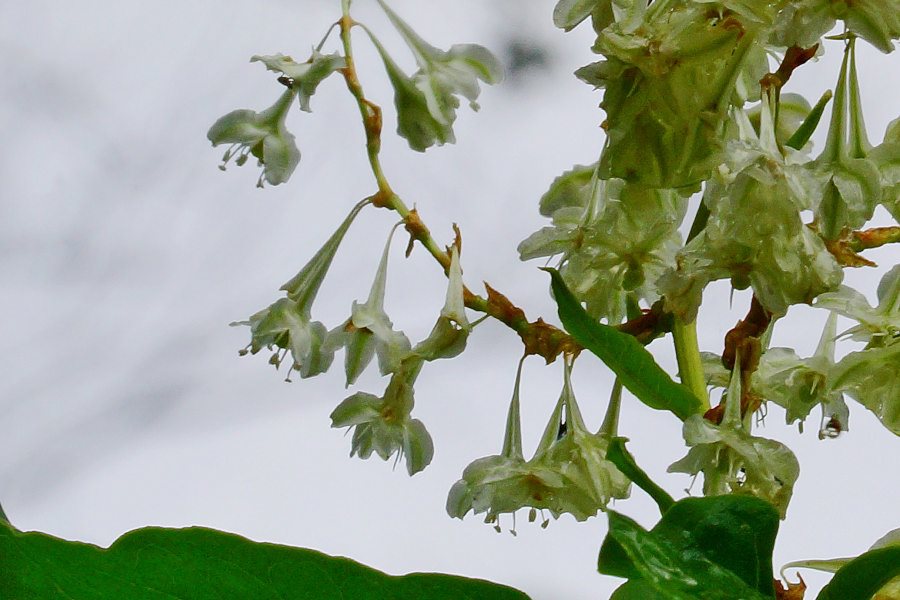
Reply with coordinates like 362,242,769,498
447,359,630,530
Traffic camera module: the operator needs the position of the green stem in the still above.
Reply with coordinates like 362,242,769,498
672,318,709,411
671,191,714,412
338,12,447,264
336,6,576,360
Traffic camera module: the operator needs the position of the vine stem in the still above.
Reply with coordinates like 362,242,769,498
672,319,709,411
336,7,577,362
673,200,714,412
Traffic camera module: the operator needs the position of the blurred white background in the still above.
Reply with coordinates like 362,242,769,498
1,2,897,598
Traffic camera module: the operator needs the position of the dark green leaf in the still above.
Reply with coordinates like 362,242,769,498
0,522,530,600
544,268,702,420
653,497,779,598
599,511,769,599
817,546,900,600
606,437,675,515
610,580,669,599
599,497,779,599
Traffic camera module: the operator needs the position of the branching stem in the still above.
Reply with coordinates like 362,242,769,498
336,9,578,363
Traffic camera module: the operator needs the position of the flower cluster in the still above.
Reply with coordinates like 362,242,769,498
329,245,472,474
211,0,900,545
670,355,800,519
519,170,687,324
660,89,843,320
448,360,630,528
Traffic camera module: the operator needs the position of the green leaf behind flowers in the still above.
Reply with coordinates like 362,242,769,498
0,521,530,600
598,496,780,599
545,268,702,420
817,546,900,600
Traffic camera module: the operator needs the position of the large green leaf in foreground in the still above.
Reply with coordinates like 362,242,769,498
598,496,780,599
0,521,530,599
545,268,702,420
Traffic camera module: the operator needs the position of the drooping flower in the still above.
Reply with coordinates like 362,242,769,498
208,88,300,187
369,0,502,151
660,91,842,320
232,202,367,380
519,167,687,324
448,360,630,527
811,38,882,240
412,246,471,362
582,2,771,188
771,0,900,54
232,297,333,380
250,51,346,112
326,225,411,386
815,265,900,346
669,354,800,518
330,356,433,475
755,313,849,436
827,343,900,436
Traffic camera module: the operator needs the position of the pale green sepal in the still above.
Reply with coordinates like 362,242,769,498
516,209,583,262
373,1,501,151
280,200,368,311
326,226,411,385
208,88,300,187
828,343,900,436
538,163,596,217
412,317,468,362
325,318,375,387
330,357,433,476
232,297,334,379
412,246,471,361
553,0,604,32
372,37,454,151
755,314,844,430
772,0,900,54
446,361,629,525
815,265,900,345
441,246,469,328
669,361,800,518
250,51,346,112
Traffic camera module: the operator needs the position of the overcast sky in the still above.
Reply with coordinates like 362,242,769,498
1,2,898,598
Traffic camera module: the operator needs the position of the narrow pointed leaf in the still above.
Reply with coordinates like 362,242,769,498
545,268,702,420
